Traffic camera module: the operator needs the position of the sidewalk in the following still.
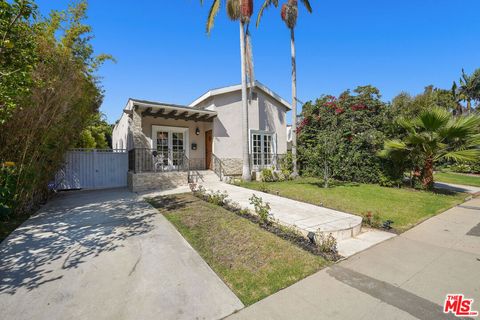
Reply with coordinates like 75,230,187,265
227,196,480,320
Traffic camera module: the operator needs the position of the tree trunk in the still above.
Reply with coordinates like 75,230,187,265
240,21,251,181
467,100,471,115
290,27,299,178
421,157,434,190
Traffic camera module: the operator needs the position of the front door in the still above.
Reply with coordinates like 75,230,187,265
205,130,213,169
152,126,188,171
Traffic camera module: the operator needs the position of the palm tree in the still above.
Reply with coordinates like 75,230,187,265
257,0,312,177
453,68,480,114
202,0,253,181
379,107,480,189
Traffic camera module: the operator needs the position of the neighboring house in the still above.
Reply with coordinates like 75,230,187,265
112,81,290,191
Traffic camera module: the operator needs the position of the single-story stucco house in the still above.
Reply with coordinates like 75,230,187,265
112,81,291,192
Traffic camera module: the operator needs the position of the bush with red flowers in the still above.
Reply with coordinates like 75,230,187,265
298,85,397,183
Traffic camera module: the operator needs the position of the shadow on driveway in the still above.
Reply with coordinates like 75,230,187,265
0,189,155,295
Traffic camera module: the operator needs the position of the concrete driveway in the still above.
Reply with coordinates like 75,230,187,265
228,197,480,320
0,188,243,320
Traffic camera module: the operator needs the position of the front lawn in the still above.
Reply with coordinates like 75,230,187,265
435,172,480,187
147,193,328,306
239,178,467,232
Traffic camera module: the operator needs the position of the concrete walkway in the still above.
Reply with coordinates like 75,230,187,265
0,188,243,320
192,171,394,257
227,196,480,320
435,181,480,195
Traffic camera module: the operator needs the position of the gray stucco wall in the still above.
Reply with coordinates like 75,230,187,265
210,88,288,159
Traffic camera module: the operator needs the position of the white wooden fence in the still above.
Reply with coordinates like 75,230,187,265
55,149,128,190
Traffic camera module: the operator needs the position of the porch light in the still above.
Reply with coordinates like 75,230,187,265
195,127,200,135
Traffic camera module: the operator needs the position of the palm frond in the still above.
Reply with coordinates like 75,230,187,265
418,107,450,131
443,149,480,163
256,0,279,27
300,0,313,12
206,0,221,34
395,117,416,133
440,114,480,139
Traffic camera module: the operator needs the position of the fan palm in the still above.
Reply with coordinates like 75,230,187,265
379,107,480,189
257,0,312,177
201,0,254,181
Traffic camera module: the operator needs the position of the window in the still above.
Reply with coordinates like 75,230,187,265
251,131,275,168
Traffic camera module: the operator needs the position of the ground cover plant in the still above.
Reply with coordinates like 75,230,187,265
239,177,467,232
147,193,329,305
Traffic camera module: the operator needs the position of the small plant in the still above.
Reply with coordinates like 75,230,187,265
261,168,276,182
315,231,338,254
362,211,382,228
190,184,207,200
249,194,272,225
207,190,229,206
258,183,270,193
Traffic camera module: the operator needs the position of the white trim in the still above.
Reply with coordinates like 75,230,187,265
151,125,190,158
189,81,291,110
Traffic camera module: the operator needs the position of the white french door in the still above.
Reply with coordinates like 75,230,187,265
251,131,275,169
152,126,188,170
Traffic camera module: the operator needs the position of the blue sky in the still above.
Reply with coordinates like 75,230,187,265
36,0,480,124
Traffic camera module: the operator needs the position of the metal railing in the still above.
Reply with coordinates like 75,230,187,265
128,148,190,173
211,153,227,180
249,153,286,171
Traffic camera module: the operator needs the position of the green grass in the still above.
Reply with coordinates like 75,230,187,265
239,178,467,232
147,193,328,306
435,172,480,187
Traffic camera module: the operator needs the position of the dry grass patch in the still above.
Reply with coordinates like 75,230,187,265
148,193,328,306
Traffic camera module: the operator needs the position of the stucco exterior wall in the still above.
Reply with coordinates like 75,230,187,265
210,88,288,159
112,113,130,150
141,116,213,168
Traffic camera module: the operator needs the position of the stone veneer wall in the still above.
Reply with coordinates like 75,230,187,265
221,158,243,176
128,171,188,193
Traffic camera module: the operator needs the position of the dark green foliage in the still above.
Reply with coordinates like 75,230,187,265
298,85,395,184
0,0,111,216
0,0,38,124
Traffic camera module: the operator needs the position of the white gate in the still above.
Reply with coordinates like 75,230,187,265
55,149,128,190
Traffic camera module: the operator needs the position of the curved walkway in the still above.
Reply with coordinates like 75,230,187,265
0,188,243,320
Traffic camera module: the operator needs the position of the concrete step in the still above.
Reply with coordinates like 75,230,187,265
190,170,221,183
337,229,396,257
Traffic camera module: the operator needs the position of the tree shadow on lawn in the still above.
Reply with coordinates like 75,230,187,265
147,194,196,212
0,189,156,295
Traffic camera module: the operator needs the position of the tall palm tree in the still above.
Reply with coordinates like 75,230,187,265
202,0,253,181
454,68,480,114
379,107,480,189
257,0,312,177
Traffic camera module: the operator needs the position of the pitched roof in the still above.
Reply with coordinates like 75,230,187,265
189,81,291,110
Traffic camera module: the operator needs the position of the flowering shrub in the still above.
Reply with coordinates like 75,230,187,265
298,85,397,183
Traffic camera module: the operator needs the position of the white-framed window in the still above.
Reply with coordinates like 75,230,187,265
250,130,276,168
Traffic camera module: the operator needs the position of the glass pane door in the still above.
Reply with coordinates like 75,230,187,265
156,131,169,170
172,132,184,167
252,133,262,166
263,135,273,166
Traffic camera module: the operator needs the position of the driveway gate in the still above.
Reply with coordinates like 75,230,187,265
55,149,128,190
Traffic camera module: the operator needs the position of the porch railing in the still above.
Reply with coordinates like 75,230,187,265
211,153,227,180
128,148,190,173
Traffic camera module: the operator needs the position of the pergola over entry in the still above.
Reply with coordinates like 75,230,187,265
125,99,217,122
